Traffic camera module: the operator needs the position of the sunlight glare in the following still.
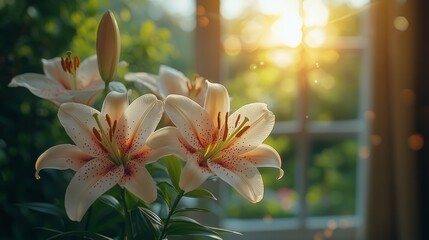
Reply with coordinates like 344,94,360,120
304,28,326,47
269,13,303,47
303,0,329,27
257,0,293,16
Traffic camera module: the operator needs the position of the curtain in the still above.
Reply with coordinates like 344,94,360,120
365,0,423,239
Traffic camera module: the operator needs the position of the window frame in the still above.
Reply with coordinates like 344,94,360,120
195,1,372,239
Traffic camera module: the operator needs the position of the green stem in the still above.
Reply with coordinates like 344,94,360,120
122,188,134,240
159,190,185,240
104,81,109,98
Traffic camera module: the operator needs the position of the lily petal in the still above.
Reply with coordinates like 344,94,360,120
42,57,71,89
119,160,157,203
179,154,212,192
101,91,129,122
204,81,230,127
9,73,68,105
164,95,215,149
240,144,284,179
228,103,275,154
158,65,189,98
143,126,189,161
208,158,264,203
124,72,160,97
58,103,108,157
65,158,124,221
35,144,94,179
116,94,163,153
76,55,103,89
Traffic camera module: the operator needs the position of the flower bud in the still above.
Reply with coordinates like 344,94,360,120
96,10,121,83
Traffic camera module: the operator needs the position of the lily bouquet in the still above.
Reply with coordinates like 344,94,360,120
10,11,283,240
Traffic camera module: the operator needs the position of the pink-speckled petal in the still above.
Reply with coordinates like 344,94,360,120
158,65,189,98
35,144,94,179
42,57,71,89
203,81,230,127
58,103,108,157
65,158,123,221
227,103,275,154
164,94,216,149
239,144,284,179
144,126,190,161
119,160,157,203
208,157,263,203
179,154,212,192
115,94,163,154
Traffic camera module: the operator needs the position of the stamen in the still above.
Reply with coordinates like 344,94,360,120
61,57,67,72
109,128,113,142
112,120,117,134
92,127,102,142
106,114,112,128
217,112,221,130
236,125,250,138
74,55,80,71
222,112,229,141
235,114,241,128
186,81,192,92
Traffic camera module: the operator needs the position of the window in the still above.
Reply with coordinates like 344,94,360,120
212,0,372,239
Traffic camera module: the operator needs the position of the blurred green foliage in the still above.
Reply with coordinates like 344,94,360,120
0,0,177,239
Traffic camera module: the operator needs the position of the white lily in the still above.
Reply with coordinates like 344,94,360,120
149,81,283,203
9,53,104,106
124,65,207,106
35,91,164,221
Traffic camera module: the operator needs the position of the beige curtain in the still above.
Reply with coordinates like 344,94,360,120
365,0,422,239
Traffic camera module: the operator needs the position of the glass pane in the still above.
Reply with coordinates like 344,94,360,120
223,136,297,219
307,138,358,216
308,49,361,121
225,50,298,121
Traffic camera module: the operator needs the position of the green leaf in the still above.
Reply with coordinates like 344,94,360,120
167,216,222,240
174,207,210,214
16,202,66,219
164,156,182,190
98,195,123,215
46,231,113,240
184,188,217,200
208,227,242,236
139,207,162,225
132,208,159,240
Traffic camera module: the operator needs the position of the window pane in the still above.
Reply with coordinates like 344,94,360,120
223,136,297,219
307,138,358,216
308,49,361,121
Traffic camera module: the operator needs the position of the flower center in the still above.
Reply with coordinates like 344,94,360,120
92,113,128,165
60,51,80,90
203,112,250,161
186,74,205,98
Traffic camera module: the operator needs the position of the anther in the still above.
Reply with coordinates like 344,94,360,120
235,114,241,128
106,114,112,127
236,125,250,138
217,112,221,130
92,127,102,142
222,112,229,141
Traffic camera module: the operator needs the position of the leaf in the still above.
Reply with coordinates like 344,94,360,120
174,207,210,214
208,227,242,236
166,216,222,240
184,188,217,200
164,156,182,191
139,207,162,225
46,231,113,240
16,202,66,219
98,195,123,215
132,208,159,240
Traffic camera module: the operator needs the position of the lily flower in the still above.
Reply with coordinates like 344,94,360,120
9,53,104,106
149,81,283,203
124,65,207,106
35,91,164,221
